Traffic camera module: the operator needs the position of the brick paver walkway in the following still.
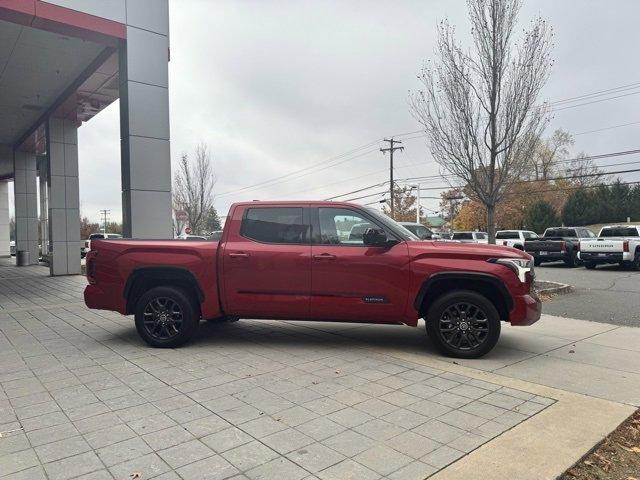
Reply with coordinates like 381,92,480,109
0,264,553,479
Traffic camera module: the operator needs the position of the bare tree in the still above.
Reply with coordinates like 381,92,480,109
563,152,608,187
528,128,573,180
410,0,553,243
173,144,217,235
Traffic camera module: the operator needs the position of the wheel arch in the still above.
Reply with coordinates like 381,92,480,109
124,267,204,315
415,272,513,321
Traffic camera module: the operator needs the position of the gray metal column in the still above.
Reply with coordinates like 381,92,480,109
0,181,9,257
38,155,49,258
119,0,172,238
13,150,39,264
47,118,80,275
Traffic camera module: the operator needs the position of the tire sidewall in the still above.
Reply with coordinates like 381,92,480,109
134,286,199,348
425,290,501,359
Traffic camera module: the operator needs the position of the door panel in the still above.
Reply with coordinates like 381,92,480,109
222,206,312,318
310,207,410,322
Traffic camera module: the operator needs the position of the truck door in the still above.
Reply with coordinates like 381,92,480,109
222,205,312,318
309,206,410,323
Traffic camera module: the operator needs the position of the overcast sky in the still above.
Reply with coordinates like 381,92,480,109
76,0,640,224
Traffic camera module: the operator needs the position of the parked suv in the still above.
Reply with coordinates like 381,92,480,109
84,201,541,358
496,230,539,250
579,225,640,270
451,231,488,244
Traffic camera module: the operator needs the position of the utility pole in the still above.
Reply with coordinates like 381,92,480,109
410,184,421,223
99,209,110,234
380,138,403,219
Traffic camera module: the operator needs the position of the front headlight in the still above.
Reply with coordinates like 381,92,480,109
489,258,534,283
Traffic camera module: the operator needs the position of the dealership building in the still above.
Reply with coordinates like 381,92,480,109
0,0,172,275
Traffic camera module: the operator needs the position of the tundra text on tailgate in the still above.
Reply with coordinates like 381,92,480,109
84,201,541,358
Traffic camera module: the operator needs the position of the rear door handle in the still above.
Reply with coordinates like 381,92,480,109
313,253,336,260
229,252,249,259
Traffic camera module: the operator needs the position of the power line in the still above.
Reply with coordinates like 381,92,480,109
215,141,381,198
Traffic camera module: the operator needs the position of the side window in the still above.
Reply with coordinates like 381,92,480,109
240,207,307,244
318,208,376,245
475,232,487,240
414,226,428,239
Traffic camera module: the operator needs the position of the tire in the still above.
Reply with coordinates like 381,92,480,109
564,250,578,267
622,253,640,271
584,261,596,270
134,286,199,348
534,257,542,267
425,290,501,359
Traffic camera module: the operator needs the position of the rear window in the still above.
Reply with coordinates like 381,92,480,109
544,228,576,238
240,207,308,244
452,232,473,240
496,231,519,239
475,232,487,239
600,227,639,237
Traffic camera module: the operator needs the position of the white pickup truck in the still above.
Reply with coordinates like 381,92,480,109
578,225,640,270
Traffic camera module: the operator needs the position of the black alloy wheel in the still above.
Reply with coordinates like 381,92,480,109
425,290,501,359
142,296,184,340
134,286,199,348
438,302,489,351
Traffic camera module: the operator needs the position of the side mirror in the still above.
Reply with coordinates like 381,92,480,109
363,228,389,247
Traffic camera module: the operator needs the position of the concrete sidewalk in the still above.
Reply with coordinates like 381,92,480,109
0,266,637,479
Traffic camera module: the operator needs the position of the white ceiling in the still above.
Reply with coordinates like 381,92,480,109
0,19,104,145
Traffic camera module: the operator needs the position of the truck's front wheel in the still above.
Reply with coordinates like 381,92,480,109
425,290,501,359
134,286,199,348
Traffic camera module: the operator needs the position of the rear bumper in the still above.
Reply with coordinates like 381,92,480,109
579,252,627,263
84,284,127,314
528,251,566,261
509,293,542,326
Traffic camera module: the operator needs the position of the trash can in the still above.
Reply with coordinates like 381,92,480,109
16,250,30,266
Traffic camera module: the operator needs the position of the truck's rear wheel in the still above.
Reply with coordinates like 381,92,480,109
134,286,199,348
584,261,596,270
425,290,501,359
564,250,579,267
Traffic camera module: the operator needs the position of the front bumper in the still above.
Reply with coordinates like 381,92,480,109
579,252,627,263
509,293,542,326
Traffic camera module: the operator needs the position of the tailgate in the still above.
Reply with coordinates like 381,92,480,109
580,239,624,253
525,240,563,253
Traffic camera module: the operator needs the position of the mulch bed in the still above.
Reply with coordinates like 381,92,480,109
560,409,640,480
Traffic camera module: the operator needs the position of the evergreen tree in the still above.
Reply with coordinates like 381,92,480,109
524,200,558,234
562,189,591,226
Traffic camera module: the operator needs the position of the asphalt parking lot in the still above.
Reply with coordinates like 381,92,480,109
535,262,640,327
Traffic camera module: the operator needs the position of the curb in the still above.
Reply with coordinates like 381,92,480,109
534,280,573,296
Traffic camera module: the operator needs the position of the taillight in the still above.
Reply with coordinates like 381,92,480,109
623,240,629,253
560,241,567,253
86,251,98,284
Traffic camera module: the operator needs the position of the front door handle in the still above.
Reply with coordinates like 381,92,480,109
313,253,336,260
229,252,250,259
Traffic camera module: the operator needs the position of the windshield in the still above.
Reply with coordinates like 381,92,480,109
496,231,519,239
544,228,576,238
600,227,639,237
365,208,419,241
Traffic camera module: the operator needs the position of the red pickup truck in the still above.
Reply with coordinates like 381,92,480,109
84,201,541,358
